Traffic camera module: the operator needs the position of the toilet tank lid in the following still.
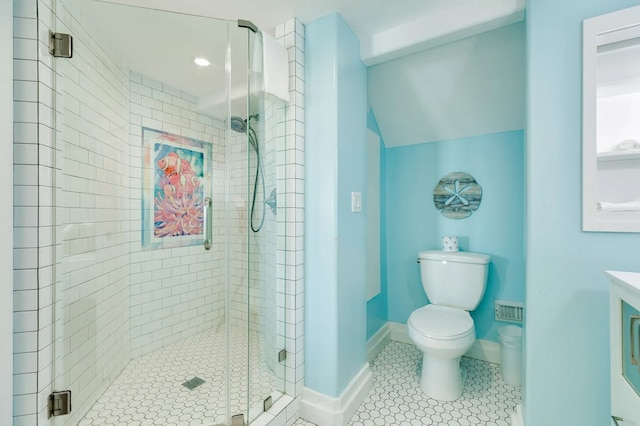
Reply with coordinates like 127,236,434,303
418,250,490,264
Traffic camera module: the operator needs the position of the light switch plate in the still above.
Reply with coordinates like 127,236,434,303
351,192,361,212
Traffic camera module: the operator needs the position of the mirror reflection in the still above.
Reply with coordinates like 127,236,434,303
596,26,640,220
583,5,640,233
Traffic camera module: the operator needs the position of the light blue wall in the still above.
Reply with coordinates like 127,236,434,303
527,0,640,424
386,131,525,341
305,13,368,397
366,108,388,340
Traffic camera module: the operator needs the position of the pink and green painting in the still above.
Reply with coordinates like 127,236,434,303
142,127,211,249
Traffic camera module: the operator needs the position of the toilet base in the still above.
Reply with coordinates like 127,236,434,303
419,353,466,401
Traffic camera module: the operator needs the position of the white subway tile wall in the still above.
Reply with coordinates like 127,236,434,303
51,3,132,425
261,93,287,393
275,18,306,426
128,72,225,358
13,0,46,424
13,1,305,424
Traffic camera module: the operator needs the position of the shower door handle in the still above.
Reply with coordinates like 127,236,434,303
203,197,212,250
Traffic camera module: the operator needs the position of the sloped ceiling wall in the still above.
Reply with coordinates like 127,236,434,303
368,22,526,148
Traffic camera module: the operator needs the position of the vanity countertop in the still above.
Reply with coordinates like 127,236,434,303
606,270,640,292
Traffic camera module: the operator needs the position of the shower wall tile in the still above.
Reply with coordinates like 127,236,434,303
275,17,305,426
39,0,132,423
13,2,305,424
128,72,226,358
12,0,41,424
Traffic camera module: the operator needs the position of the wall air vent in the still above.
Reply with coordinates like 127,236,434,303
495,300,524,324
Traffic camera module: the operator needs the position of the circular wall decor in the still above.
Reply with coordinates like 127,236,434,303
433,172,482,219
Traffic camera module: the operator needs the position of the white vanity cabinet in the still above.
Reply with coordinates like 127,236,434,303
608,271,640,426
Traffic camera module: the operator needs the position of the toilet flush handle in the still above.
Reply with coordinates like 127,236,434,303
417,258,421,264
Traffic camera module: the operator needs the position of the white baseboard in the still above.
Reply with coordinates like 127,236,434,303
366,323,390,362
465,338,501,364
299,363,373,426
387,322,502,364
511,404,523,426
389,321,412,344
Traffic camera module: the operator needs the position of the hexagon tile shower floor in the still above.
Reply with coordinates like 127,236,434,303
78,324,276,426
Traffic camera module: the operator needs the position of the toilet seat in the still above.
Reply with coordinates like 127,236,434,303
408,305,474,340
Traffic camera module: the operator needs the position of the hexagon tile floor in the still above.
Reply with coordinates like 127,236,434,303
294,341,521,426
78,324,281,426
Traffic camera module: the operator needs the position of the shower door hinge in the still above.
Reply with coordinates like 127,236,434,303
49,31,73,58
263,395,273,412
238,19,258,33
231,413,245,426
48,390,72,418
278,349,287,362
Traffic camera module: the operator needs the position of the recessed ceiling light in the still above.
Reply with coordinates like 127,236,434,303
193,57,210,67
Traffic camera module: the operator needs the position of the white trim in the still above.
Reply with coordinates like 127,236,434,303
511,404,524,426
389,321,412,344
299,363,373,426
387,322,502,364
366,323,390,362
465,339,501,364
365,129,381,301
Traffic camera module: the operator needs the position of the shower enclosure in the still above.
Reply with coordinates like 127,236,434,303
49,1,288,425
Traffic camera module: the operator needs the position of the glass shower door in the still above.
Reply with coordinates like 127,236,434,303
51,2,235,424
228,25,288,424
49,1,287,424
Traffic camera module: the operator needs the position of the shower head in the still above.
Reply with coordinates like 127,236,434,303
230,116,247,134
231,115,259,154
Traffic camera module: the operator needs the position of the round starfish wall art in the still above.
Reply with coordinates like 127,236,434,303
433,172,482,219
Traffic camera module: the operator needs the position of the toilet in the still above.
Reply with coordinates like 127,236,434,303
407,250,490,401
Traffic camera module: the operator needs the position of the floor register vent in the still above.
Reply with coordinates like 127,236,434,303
494,300,524,324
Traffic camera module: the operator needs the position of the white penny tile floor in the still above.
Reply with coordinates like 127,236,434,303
78,324,280,426
294,340,521,426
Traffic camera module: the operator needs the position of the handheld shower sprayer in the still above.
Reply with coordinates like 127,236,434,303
230,115,265,233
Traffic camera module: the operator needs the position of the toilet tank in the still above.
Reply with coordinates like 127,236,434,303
418,250,490,311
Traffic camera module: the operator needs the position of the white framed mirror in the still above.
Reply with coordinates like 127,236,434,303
583,5,640,232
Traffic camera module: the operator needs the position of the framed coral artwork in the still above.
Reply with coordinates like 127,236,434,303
141,127,211,250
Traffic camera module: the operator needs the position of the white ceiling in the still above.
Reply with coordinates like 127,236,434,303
96,0,524,65
368,21,526,148
63,0,525,126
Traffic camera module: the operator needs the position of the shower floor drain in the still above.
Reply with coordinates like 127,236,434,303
182,376,205,390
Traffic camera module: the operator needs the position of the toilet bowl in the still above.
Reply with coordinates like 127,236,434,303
408,250,490,401
408,304,476,401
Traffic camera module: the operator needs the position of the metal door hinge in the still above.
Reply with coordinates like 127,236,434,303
49,31,73,58
238,19,257,33
231,413,245,426
48,390,72,418
278,349,287,362
263,395,273,412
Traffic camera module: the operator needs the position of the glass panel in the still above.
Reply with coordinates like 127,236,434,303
226,23,250,422
246,30,289,423
52,1,233,424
